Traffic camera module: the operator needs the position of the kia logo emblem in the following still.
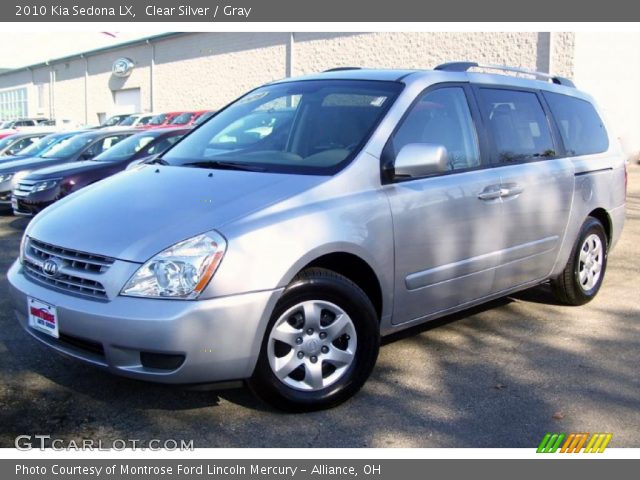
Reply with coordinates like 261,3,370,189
42,258,61,277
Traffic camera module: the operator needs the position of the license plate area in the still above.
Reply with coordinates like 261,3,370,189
27,296,59,338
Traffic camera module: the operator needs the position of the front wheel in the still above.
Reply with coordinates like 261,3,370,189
248,268,379,412
551,216,608,305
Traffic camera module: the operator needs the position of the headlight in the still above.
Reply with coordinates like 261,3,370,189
121,232,227,299
0,173,13,183
31,179,61,192
19,234,27,264
11,171,30,185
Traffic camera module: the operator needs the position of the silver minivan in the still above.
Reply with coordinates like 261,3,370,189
8,63,627,411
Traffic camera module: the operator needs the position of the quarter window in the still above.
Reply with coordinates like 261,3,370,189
478,88,555,163
543,92,609,156
390,87,480,171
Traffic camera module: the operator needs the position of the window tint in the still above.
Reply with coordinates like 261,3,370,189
478,88,555,163
8,137,36,154
85,135,128,157
390,87,480,171
544,92,608,156
144,135,183,155
164,80,402,174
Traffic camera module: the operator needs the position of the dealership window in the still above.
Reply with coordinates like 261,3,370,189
0,87,28,119
36,84,45,110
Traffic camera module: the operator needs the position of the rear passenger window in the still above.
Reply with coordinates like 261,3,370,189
478,88,556,163
390,87,480,171
544,92,608,156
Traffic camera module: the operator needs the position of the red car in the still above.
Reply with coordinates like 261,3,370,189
167,110,213,127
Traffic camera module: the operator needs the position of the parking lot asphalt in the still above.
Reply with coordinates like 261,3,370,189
1,165,639,449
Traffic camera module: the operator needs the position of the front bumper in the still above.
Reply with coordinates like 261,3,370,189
8,260,282,384
11,188,58,215
0,189,11,205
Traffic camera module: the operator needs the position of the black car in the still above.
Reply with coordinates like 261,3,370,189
12,128,188,216
0,129,135,210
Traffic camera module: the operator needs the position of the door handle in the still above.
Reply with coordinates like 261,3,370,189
477,187,502,200
499,183,524,198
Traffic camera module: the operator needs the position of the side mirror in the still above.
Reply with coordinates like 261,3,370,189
79,152,94,160
394,143,449,179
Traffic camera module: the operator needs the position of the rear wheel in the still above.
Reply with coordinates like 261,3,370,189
551,216,608,305
248,268,379,412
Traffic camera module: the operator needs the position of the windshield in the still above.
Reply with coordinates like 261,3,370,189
103,116,125,126
119,116,138,126
18,134,68,157
92,134,156,162
0,136,16,149
193,111,215,126
148,114,168,126
170,112,194,125
42,134,94,158
163,80,402,174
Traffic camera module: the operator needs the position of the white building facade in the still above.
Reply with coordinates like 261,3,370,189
0,31,638,158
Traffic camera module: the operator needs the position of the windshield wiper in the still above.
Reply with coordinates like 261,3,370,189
147,157,169,165
182,160,266,172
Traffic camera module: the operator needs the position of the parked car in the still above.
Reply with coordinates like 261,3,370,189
99,114,131,128
167,110,212,127
0,132,50,158
0,129,135,209
6,131,86,159
118,113,156,128
141,111,183,129
7,64,626,411
2,131,87,163
2,118,49,128
13,128,189,216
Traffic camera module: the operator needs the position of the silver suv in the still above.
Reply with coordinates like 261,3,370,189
8,63,627,411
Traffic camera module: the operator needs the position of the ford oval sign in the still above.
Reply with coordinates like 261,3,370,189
112,58,134,78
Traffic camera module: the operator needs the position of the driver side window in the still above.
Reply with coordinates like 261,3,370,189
391,87,480,172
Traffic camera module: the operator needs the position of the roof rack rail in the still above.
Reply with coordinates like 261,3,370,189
434,62,575,88
323,67,362,72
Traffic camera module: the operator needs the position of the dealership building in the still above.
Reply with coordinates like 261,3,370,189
0,31,639,157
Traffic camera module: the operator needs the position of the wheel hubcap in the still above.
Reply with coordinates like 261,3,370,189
578,233,603,291
267,300,357,391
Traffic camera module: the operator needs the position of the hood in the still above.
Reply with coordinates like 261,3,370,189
27,165,327,263
0,156,66,174
25,160,114,180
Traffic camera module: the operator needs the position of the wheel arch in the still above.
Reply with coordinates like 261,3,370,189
281,248,386,321
588,208,612,248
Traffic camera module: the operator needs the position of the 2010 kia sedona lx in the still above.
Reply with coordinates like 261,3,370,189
8,63,626,411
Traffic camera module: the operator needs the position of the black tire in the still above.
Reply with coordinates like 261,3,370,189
551,216,608,306
248,268,380,412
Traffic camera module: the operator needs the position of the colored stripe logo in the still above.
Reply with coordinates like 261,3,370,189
537,433,612,453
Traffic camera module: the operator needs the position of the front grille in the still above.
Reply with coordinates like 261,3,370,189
28,238,114,273
23,238,114,300
14,180,35,195
59,333,105,357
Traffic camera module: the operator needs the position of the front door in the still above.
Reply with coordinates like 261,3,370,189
384,85,504,325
